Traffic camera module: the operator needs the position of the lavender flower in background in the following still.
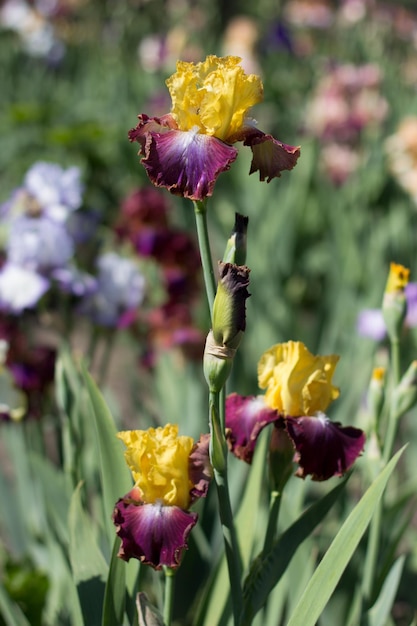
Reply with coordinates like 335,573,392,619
0,0,65,63
7,215,74,272
0,264,49,313
357,282,417,340
1,162,83,224
23,162,83,222
80,252,146,328
51,266,97,298
0,160,89,312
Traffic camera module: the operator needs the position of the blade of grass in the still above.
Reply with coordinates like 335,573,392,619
286,447,405,626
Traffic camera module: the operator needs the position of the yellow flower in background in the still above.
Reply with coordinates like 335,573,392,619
371,367,386,382
258,341,340,416
166,55,263,142
385,262,410,293
117,424,194,509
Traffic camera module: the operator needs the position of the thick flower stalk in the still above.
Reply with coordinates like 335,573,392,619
129,55,300,200
226,340,365,481
113,424,211,570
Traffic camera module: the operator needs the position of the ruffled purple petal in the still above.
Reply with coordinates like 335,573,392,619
225,393,281,463
285,414,366,481
242,130,300,182
189,433,212,502
128,113,178,151
140,128,238,201
113,488,198,570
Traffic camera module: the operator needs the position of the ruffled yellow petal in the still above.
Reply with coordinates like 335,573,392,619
258,341,340,416
166,55,263,141
117,424,194,509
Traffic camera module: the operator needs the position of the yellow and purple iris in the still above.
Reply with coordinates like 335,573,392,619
226,340,365,481
129,56,300,200
113,424,211,569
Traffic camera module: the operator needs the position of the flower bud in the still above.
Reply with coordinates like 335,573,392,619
367,366,386,427
222,213,249,266
212,262,250,350
393,360,417,419
204,263,250,393
382,263,410,342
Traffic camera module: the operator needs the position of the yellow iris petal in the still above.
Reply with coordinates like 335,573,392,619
166,55,263,141
117,424,194,509
258,341,340,416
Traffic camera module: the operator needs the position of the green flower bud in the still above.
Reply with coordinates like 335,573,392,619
212,262,250,350
367,366,386,427
382,262,410,342
222,213,249,266
393,360,417,419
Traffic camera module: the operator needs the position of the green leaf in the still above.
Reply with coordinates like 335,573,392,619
198,429,269,626
81,365,132,547
101,537,130,626
241,476,348,626
367,555,406,626
68,482,108,625
0,582,31,626
286,447,405,626
81,365,138,626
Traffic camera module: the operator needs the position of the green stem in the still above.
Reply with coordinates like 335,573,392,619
263,491,282,555
210,390,243,625
193,200,216,319
361,337,402,613
163,567,176,626
382,338,401,464
193,197,242,623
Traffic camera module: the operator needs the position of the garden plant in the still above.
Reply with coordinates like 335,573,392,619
1,2,417,626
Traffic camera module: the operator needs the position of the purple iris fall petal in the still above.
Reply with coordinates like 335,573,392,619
243,132,301,183
113,489,198,570
141,129,238,201
225,393,281,463
285,413,366,481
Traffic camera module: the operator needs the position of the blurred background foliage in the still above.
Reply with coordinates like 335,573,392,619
2,0,417,624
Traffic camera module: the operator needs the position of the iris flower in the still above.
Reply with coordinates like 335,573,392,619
79,252,146,328
113,424,211,569
226,341,365,481
129,55,300,200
